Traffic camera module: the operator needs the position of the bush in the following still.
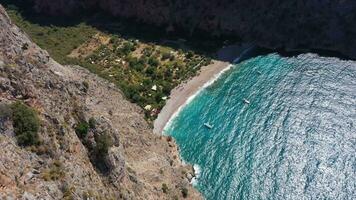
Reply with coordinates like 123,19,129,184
161,52,172,61
128,57,145,71
148,57,159,67
42,160,65,181
121,42,135,56
61,184,75,200
186,51,194,59
88,117,96,129
164,69,173,78
95,134,112,158
161,183,168,193
169,54,176,61
75,122,89,138
109,36,119,44
132,94,142,104
91,133,113,173
11,101,40,146
17,131,40,147
181,187,188,198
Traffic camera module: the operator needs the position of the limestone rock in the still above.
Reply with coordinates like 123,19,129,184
106,146,125,187
0,4,200,199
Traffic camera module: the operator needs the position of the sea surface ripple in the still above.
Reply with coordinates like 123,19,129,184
164,53,356,200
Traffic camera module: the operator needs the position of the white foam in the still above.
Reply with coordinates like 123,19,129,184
162,63,235,134
191,164,202,186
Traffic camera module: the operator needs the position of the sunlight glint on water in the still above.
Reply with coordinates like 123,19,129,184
165,53,356,200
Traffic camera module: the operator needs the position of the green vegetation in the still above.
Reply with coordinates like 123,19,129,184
90,133,113,173
73,115,112,173
5,4,213,122
162,183,169,193
42,160,65,181
84,41,211,121
62,185,75,200
5,5,96,64
94,133,112,158
88,117,96,129
11,101,40,146
181,187,189,198
75,121,89,138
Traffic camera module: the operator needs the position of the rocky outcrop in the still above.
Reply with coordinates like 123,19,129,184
0,5,199,199
30,0,356,59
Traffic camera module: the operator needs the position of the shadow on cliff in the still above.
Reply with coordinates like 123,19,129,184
1,0,239,61
1,0,353,63
0,0,87,26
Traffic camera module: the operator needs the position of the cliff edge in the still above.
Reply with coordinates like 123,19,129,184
0,5,199,199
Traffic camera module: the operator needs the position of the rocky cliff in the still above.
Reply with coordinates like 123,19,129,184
29,0,356,59
0,5,199,199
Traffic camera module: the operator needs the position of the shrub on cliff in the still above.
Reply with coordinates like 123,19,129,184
11,101,40,146
88,117,96,129
92,133,113,173
75,121,89,138
181,187,188,198
42,160,65,181
95,133,112,158
161,183,168,193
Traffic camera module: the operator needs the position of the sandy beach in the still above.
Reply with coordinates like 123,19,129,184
153,43,254,134
153,60,231,134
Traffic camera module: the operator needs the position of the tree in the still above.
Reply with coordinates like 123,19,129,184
145,66,156,76
11,101,40,146
148,56,159,67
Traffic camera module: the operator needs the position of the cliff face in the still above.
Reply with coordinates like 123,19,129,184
30,0,356,59
0,5,199,199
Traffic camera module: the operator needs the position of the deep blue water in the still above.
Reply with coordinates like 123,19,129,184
164,53,356,200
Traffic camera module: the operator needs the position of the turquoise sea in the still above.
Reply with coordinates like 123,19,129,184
164,53,356,200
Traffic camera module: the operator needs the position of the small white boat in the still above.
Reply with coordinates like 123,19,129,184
243,98,250,104
257,70,262,75
204,123,214,129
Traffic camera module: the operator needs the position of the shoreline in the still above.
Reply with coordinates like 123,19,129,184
153,43,255,134
153,60,231,134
